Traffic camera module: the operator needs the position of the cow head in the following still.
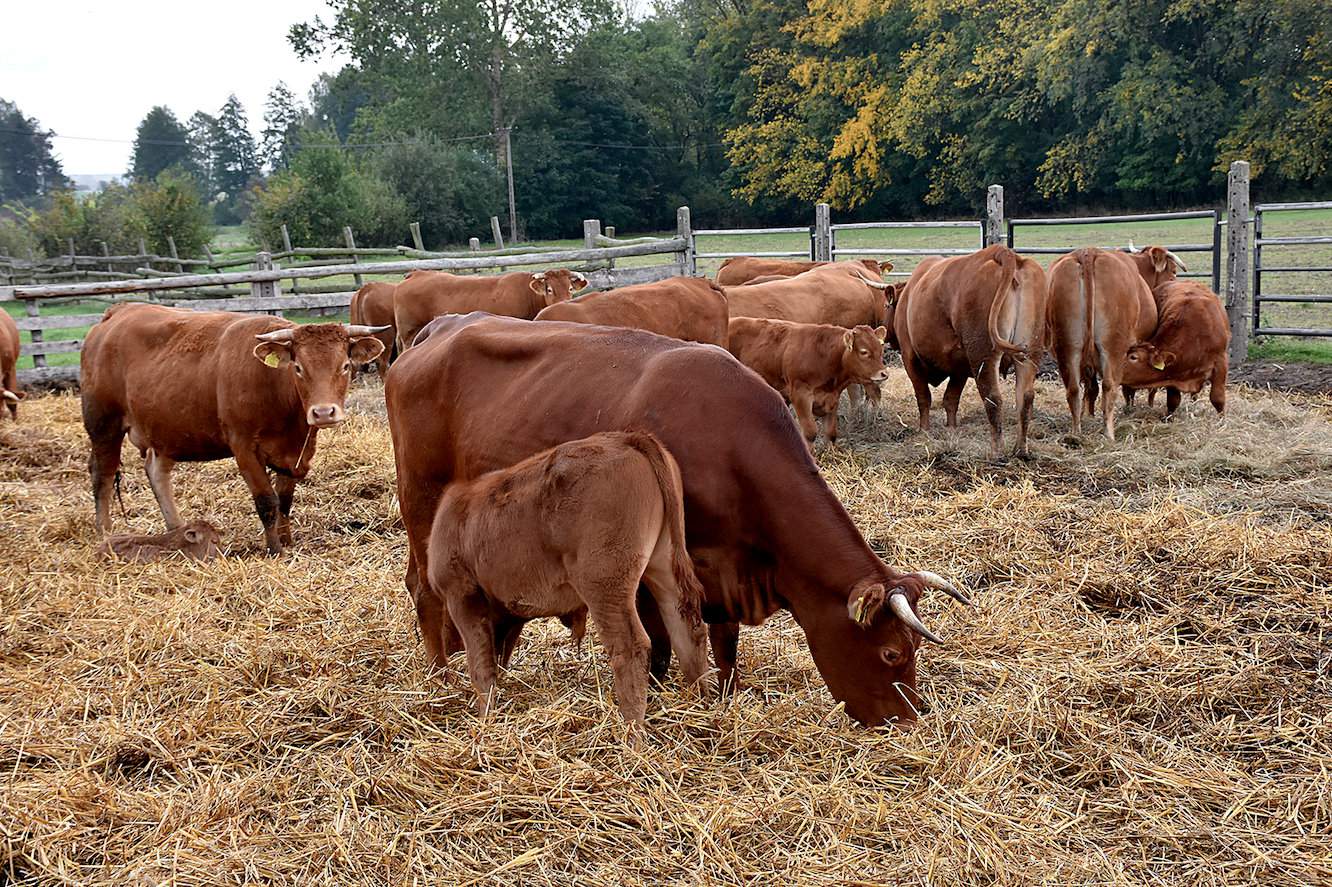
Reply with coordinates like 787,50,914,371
842,325,889,384
1127,242,1186,290
253,323,387,427
529,269,588,306
176,519,223,560
858,258,894,278
804,571,969,727
1123,342,1178,385
879,283,904,342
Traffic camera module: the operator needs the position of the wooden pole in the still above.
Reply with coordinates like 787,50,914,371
677,206,695,276
67,239,76,281
1224,160,1251,366
605,226,616,239
343,227,364,311
167,236,183,274
25,298,45,369
281,225,299,295
814,203,831,261
986,185,1005,247
410,222,424,252
490,216,505,250
251,252,279,313
503,126,517,244
469,238,481,253
101,241,113,273
583,219,601,250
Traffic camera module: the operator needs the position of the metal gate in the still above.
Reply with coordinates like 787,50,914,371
1252,201,1332,337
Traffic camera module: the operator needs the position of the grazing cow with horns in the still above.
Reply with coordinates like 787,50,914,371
348,281,398,378
1,309,21,421
80,303,386,554
386,312,967,727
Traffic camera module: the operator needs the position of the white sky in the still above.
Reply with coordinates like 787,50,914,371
2,0,347,176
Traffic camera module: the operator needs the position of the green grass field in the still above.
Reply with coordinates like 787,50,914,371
9,208,1332,369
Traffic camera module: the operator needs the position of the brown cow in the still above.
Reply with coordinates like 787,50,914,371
98,519,222,563
893,246,1048,458
535,277,729,346
1121,279,1230,417
727,318,888,444
1047,245,1182,439
1,309,20,421
349,281,398,377
715,257,890,287
426,431,709,725
386,313,967,728
393,268,587,351
80,303,386,554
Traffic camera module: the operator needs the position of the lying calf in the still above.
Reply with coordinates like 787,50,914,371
727,318,888,444
426,431,708,725
1121,279,1230,417
98,519,222,562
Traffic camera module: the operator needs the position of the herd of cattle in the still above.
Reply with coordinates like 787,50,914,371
0,243,1230,728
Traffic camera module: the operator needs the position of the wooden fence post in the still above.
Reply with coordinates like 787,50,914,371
100,241,112,273
986,185,1005,246
677,206,695,276
814,203,832,261
490,216,505,250
251,252,278,312
25,298,44,369
468,238,481,253
281,224,299,295
409,222,424,252
167,236,183,274
138,238,150,275
67,239,76,281
1224,160,1251,365
343,227,364,292
583,219,601,250
605,226,615,239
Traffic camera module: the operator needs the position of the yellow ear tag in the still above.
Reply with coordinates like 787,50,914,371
264,353,280,367
1151,357,1166,370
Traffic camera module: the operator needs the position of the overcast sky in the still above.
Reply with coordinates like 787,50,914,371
3,0,347,176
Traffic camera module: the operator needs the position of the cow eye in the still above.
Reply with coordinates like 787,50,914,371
293,364,304,377
342,361,351,374
880,647,906,667
859,349,869,356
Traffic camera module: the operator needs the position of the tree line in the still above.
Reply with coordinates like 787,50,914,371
4,0,1331,256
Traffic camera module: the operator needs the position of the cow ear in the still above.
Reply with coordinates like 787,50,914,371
874,325,888,342
184,528,201,544
843,330,854,351
848,583,887,626
1149,247,1168,273
349,336,386,364
253,341,293,368
528,273,547,296
1157,350,1177,369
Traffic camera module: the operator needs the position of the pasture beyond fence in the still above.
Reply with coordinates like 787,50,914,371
4,160,1328,385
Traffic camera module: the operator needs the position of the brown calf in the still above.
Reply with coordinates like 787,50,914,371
536,277,729,346
893,246,1048,458
425,431,709,725
1121,279,1230,417
98,519,222,562
393,268,587,351
728,318,888,445
349,281,398,378
715,257,890,287
1,309,21,421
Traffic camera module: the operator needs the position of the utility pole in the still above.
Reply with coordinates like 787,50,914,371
503,126,517,244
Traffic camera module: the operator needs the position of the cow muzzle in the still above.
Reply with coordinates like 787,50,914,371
307,404,345,427
870,369,889,383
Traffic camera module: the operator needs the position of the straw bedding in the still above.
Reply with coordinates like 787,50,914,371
1,372,1329,886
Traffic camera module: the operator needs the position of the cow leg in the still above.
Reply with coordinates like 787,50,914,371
559,608,588,651
822,396,842,445
861,381,881,411
1098,356,1121,441
1165,387,1182,418
1209,363,1227,415
642,541,709,691
143,449,183,531
636,587,673,683
273,473,297,547
942,375,967,427
791,388,818,444
709,622,743,693
495,614,526,669
1014,357,1037,458
975,359,1005,458
445,588,499,715
584,593,652,726
904,356,932,431
1122,386,1136,409
1147,388,1158,407
233,449,284,555
88,434,125,534
1082,367,1099,418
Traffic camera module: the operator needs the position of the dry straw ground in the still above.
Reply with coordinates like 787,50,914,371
2,372,1330,886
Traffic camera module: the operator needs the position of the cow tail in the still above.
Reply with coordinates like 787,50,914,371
625,432,705,622
1077,249,1096,373
709,281,731,348
986,246,1025,357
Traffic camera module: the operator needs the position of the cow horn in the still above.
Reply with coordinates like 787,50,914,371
913,570,971,605
254,328,295,343
2,389,18,403
889,592,942,644
1165,250,1188,272
572,272,589,287
1127,239,1140,253
531,271,547,281
345,324,390,336
852,269,893,290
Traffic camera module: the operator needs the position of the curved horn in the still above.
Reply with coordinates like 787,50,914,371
1165,250,1188,272
344,324,391,336
889,592,942,644
2,389,18,403
254,328,295,343
572,271,589,287
1127,239,1140,253
852,269,893,290
914,570,971,605
531,271,547,281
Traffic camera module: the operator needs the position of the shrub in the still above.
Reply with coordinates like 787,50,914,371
133,171,213,258
0,208,41,259
371,135,501,247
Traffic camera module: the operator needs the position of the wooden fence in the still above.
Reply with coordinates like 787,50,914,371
5,211,693,387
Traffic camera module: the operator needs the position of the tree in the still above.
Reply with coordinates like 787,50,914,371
209,95,260,223
186,111,218,196
0,98,69,204
308,69,375,141
261,82,306,173
133,170,213,257
129,106,192,181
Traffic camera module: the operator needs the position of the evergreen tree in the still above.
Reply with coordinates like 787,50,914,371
210,94,259,200
0,98,69,204
186,111,218,196
129,106,192,181
260,82,306,173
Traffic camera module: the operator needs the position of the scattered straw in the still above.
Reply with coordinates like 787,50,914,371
1,373,1329,885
